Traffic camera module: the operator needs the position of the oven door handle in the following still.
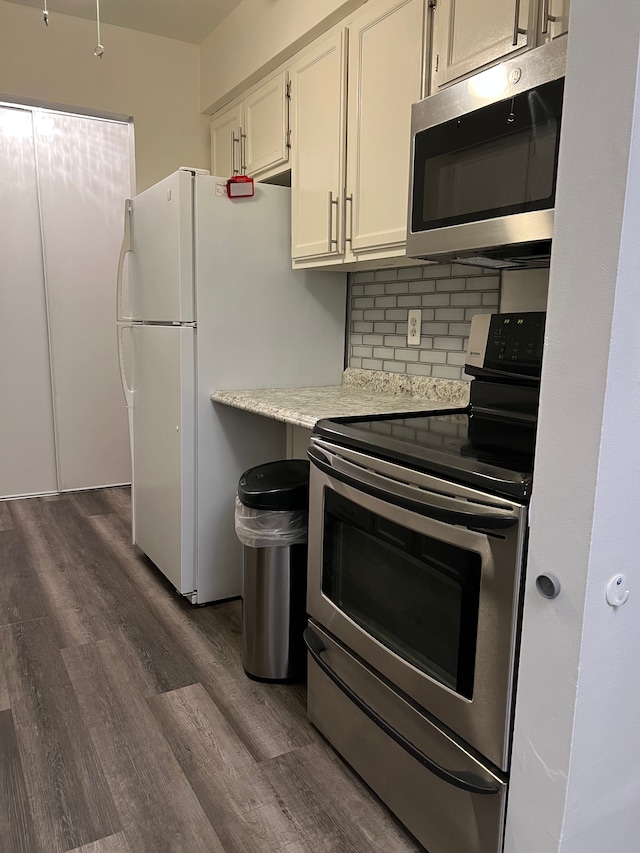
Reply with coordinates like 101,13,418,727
304,627,500,796
308,447,518,530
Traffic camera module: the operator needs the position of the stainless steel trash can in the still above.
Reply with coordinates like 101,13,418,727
236,459,309,682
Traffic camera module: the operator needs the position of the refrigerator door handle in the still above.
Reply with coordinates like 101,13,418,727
116,321,134,409
116,199,133,322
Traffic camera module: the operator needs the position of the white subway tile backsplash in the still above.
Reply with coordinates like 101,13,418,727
434,308,466,322
433,337,464,350
409,280,436,294
375,269,398,281
397,295,420,307
386,281,410,294
347,265,501,381
352,346,373,357
385,309,407,321
375,296,397,308
364,283,386,296
435,278,467,292
448,322,472,336
467,275,500,290
432,365,463,379
397,266,424,280
406,363,433,376
419,350,448,364
373,347,396,359
394,348,420,362
450,292,482,306
362,358,384,370
384,335,409,347
422,263,452,279
353,297,375,308
422,323,449,336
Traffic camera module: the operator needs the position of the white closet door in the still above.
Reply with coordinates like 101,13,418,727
34,112,133,491
0,106,57,499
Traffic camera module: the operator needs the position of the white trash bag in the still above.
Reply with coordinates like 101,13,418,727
234,496,308,548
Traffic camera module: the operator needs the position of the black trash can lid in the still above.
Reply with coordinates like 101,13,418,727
238,459,310,511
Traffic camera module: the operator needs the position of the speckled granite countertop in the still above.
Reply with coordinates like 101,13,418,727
211,368,469,430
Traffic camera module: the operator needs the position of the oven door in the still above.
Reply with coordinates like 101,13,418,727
307,437,527,771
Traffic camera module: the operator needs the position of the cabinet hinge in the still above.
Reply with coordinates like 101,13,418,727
286,129,292,149
428,0,437,8
286,80,292,100
435,53,439,72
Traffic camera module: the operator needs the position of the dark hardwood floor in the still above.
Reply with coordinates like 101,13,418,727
0,487,423,853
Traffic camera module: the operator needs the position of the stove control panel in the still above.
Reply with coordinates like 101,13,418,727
465,312,545,381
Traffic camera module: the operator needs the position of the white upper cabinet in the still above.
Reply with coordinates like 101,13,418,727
289,30,347,261
290,0,427,267
210,71,290,181
210,102,242,180
431,0,569,91
431,0,532,91
346,0,425,256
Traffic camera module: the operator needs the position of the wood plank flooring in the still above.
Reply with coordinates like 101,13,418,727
0,487,424,853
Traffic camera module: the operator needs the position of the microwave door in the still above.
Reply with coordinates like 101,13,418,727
406,37,566,267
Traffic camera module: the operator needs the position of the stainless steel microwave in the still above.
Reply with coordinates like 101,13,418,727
407,37,567,270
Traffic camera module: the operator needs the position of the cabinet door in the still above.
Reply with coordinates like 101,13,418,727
431,0,530,90
290,30,347,260
243,71,289,177
210,102,242,178
346,0,425,255
539,0,569,41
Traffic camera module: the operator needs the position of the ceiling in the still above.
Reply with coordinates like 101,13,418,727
5,0,244,44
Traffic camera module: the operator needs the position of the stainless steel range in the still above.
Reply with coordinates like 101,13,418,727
305,311,545,853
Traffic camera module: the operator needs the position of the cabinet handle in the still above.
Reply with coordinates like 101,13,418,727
328,191,339,253
239,126,247,175
230,130,239,176
541,0,558,34
512,0,527,45
344,194,354,247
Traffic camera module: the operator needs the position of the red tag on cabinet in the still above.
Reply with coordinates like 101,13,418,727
227,175,255,198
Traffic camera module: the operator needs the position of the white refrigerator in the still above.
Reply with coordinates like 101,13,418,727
117,168,346,604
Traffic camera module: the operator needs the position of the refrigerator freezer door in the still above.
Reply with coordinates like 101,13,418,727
129,170,195,322
132,324,196,595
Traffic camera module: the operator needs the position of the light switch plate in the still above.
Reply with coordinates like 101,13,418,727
407,309,421,346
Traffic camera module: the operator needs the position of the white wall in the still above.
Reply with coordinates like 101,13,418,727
199,0,367,112
0,1,209,191
505,3,640,851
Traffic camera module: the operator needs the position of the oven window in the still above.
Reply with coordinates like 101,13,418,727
411,78,564,232
322,490,481,699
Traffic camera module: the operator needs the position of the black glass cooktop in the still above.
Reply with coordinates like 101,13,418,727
313,406,536,501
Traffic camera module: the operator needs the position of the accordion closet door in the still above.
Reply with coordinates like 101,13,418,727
0,104,133,499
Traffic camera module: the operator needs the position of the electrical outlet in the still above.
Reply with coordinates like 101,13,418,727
407,309,421,346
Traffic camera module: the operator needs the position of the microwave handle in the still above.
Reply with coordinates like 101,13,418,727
304,627,500,796
308,447,518,530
